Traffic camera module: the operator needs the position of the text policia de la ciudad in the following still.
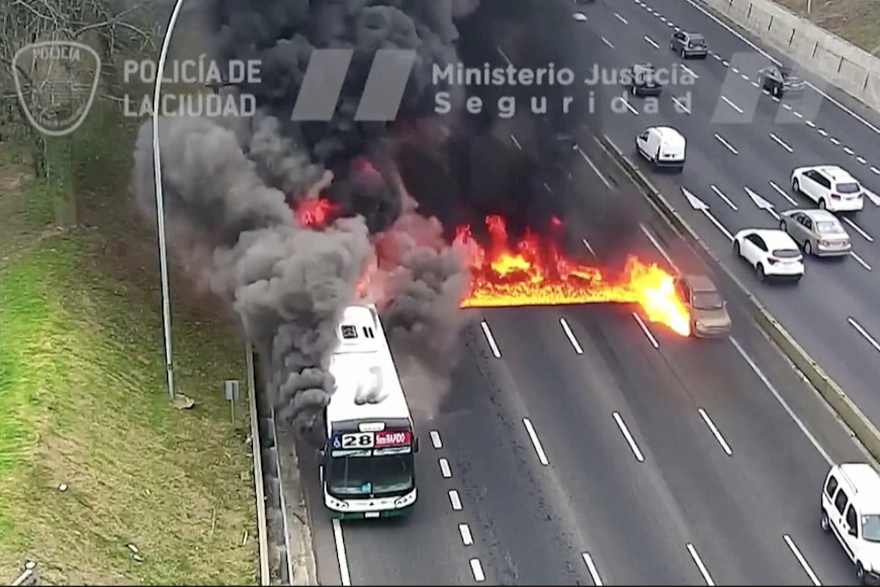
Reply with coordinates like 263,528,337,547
433,62,696,116
123,56,260,117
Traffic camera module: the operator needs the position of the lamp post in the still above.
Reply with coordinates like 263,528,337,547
152,0,187,399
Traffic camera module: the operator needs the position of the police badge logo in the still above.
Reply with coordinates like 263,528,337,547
12,41,101,137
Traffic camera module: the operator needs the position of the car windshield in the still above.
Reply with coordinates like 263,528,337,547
816,221,844,234
862,515,880,542
327,454,414,497
836,182,861,194
693,292,724,310
772,249,801,259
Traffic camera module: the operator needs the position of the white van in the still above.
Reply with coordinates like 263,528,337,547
635,126,686,172
821,463,880,584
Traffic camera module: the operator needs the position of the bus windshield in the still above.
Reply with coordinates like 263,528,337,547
327,454,414,497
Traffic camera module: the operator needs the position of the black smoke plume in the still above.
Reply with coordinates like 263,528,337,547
131,0,483,441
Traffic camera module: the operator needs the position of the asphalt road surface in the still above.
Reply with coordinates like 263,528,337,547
564,0,880,426
301,0,880,583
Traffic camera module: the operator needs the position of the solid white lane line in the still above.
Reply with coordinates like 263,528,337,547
730,337,833,465
721,95,743,113
710,184,738,210
560,318,584,355
523,418,550,465
331,519,352,586
582,553,604,586
698,408,733,456
615,12,628,24
769,180,798,205
687,543,715,586
459,523,473,546
613,411,645,462
496,45,511,65
480,320,502,358
679,63,698,79
842,217,873,242
639,224,679,271
784,535,821,585
582,238,597,257
439,458,452,478
577,146,613,189
848,317,880,353
714,133,738,155
430,430,443,449
470,559,485,582
449,489,462,511
850,251,872,271
769,133,793,153
632,312,659,348
510,134,522,149
644,35,659,49
602,36,615,49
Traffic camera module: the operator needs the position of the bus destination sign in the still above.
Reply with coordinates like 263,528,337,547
375,429,411,447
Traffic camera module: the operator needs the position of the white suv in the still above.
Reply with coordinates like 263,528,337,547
791,165,864,212
822,463,880,584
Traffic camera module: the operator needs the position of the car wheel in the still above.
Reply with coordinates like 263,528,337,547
821,510,830,532
779,220,787,232
819,199,827,210
857,562,866,584
670,42,675,50
792,177,800,193
804,241,812,255
631,85,637,96
733,240,741,257
773,85,781,97
756,263,766,281
680,48,686,58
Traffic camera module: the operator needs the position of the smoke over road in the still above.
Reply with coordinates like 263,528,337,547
131,0,488,440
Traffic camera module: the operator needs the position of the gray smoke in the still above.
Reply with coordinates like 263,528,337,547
131,0,482,440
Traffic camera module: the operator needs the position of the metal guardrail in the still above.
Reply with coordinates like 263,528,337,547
247,340,272,585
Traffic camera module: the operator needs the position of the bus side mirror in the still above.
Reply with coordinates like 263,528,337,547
414,437,420,453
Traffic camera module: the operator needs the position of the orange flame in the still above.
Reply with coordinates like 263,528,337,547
454,215,691,336
295,197,339,229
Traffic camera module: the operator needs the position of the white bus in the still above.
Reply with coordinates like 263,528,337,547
319,303,420,519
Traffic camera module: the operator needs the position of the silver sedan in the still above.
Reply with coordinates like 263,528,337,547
779,208,851,257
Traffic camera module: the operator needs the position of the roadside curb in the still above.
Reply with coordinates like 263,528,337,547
595,133,880,463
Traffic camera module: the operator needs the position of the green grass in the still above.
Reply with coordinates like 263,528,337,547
0,106,258,585
773,0,880,54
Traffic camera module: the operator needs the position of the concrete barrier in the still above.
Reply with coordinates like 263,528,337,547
596,133,880,463
696,0,880,112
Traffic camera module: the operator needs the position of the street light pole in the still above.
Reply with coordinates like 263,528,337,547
152,0,187,400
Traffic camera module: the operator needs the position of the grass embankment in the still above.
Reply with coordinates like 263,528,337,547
772,0,880,54
0,108,258,585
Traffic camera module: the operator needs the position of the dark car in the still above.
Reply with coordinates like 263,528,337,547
670,31,708,59
627,63,663,97
757,65,806,97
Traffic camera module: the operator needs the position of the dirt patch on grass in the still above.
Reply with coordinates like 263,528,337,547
773,0,880,54
0,113,258,585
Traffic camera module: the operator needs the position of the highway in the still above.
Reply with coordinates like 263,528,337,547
305,129,868,585
299,0,880,584
563,0,880,425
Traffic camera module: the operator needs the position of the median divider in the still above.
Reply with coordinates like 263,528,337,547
595,133,880,463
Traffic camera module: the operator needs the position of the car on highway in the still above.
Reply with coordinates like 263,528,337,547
756,65,806,97
822,463,880,584
790,165,865,213
733,228,804,282
635,126,685,171
670,31,708,59
673,274,731,338
779,208,852,257
627,63,663,97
